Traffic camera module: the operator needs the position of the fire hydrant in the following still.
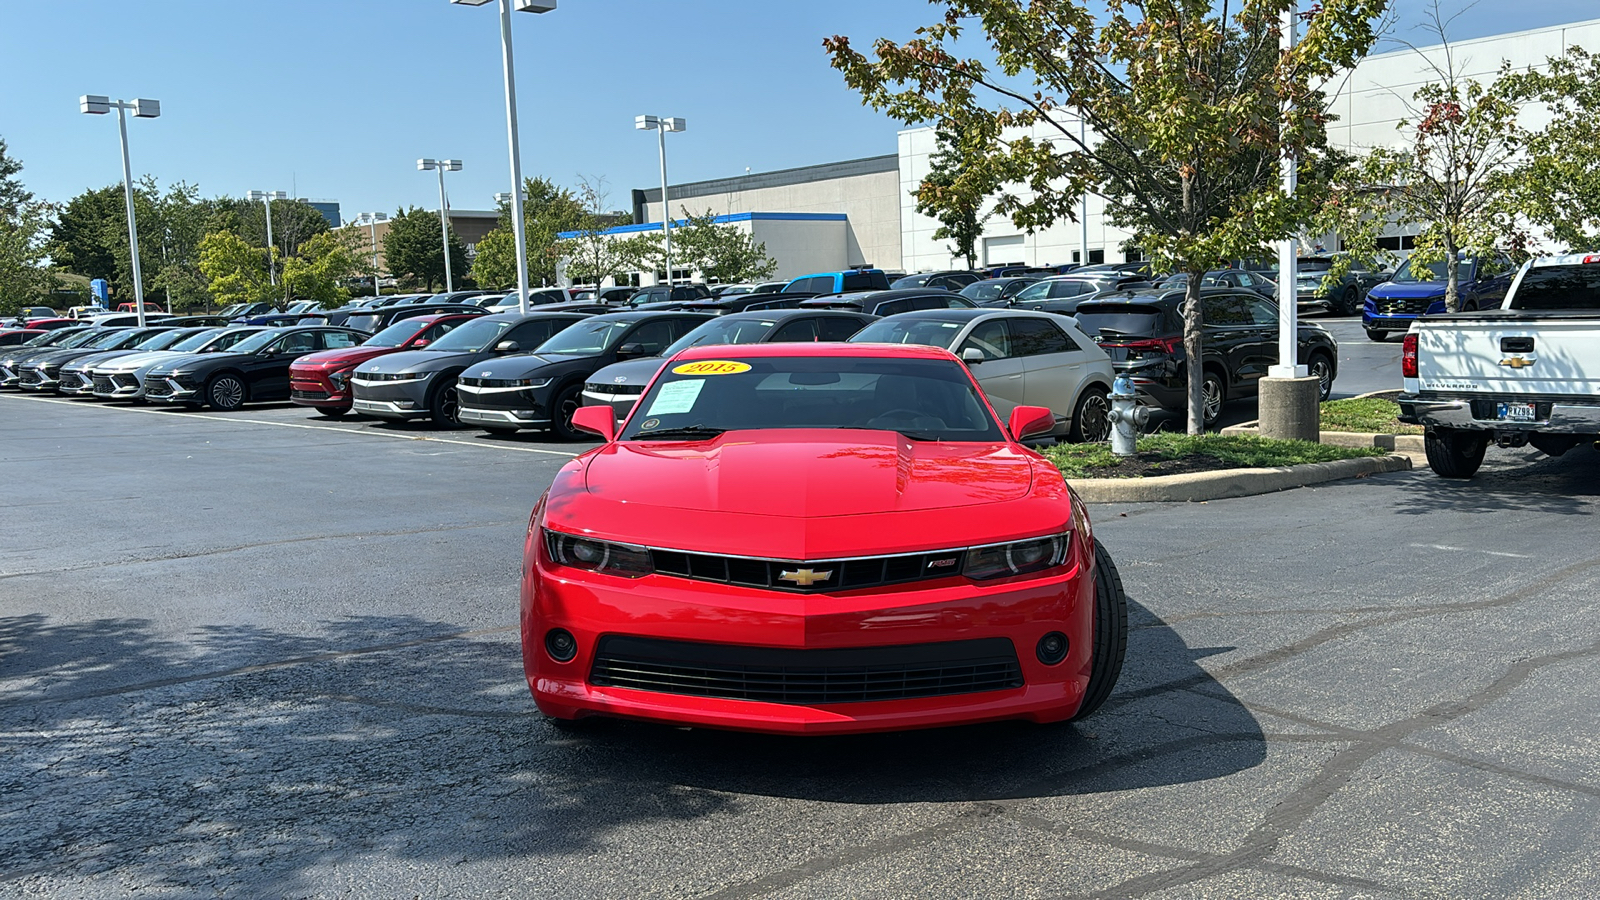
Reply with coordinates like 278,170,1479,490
1106,375,1147,457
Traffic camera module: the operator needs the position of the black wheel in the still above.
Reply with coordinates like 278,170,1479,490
1337,287,1359,316
1365,328,1388,342
207,374,245,411
1200,370,1226,427
1424,427,1489,479
1070,538,1129,722
1308,352,1334,402
314,407,347,418
428,377,461,429
549,383,585,441
1069,385,1111,443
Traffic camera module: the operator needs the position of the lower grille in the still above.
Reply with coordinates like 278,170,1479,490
60,372,89,391
292,388,330,400
650,547,966,593
1374,296,1431,315
19,370,44,386
92,374,116,393
589,636,1024,704
145,378,176,399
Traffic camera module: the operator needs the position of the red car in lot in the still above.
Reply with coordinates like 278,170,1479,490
289,314,478,416
521,342,1128,734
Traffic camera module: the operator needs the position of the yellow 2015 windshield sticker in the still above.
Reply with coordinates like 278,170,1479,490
671,360,751,376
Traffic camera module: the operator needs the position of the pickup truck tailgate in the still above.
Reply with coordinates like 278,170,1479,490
1415,317,1600,397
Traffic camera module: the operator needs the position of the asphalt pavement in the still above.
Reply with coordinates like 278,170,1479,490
4,390,1597,899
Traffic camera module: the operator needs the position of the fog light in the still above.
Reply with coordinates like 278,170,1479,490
1036,632,1069,665
545,628,578,662
395,399,416,409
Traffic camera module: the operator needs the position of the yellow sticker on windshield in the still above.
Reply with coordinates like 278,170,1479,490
671,360,751,376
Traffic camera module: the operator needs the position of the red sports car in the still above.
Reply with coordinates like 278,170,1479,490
522,342,1127,734
289,314,478,416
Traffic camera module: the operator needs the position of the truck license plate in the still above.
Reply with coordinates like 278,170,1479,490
1497,402,1537,422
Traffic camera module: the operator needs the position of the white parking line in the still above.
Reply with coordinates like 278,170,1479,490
1409,543,1535,559
1,394,581,458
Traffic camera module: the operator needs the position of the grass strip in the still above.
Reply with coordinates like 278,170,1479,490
1320,397,1423,435
1041,433,1387,480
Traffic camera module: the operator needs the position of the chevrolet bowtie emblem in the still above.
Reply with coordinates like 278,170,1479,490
779,568,833,586
1499,356,1536,369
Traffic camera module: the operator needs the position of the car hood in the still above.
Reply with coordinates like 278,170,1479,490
96,350,188,372
545,431,1069,559
355,348,481,375
1368,281,1445,300
148,352,238,375
586,357,666,387
28,348,104,367
293,346,393,369
469,352,599,379
63,349,141,369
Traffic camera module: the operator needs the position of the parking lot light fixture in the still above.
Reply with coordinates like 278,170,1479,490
418,159,463,292
355,212,390,298
635,114,686,286
80,94,161,327
245,190,289,290
452,0,554,314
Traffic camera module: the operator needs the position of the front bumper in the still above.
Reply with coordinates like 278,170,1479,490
521,531,1095,734
1397,392,1600,434
145,375,202,403
57,370,96,395
580,385,642,423
290,372,352,410
90,371,145,399
457,382,556,430
18,368,59,392
349,377,431,419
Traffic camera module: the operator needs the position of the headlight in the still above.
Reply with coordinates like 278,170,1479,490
963,533,1071,580
329,369,352,390
362,371,425,382
515,377,552,388
544,529,653,578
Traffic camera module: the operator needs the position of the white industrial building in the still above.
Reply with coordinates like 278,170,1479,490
581,16,1598,286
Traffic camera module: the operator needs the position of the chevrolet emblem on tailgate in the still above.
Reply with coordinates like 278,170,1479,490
1499,356,1536,369
779,568,833,586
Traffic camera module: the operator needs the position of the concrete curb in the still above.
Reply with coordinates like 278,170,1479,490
1067,453,1413,503
1220,422,1424,453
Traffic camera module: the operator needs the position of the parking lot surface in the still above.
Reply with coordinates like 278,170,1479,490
4,391,1597,899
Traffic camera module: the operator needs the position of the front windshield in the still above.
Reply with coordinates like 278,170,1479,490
426,317,511,352
364,318,429,348
344,314,382,332
226,331,282,355
134,330,193,351
86,329,135,349
59,330,106,348
170,329,225,352
535,320,631,355
622,356,1003,443
850,317,965,350
961,282,1008,302
663,318,779,356
25,330,78,347
1393,257,1472,283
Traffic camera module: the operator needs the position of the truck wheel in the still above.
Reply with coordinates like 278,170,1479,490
1365,328,1388,342
1424,427,1489,479
1070,538,1129,722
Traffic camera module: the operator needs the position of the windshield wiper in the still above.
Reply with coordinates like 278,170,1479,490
838,426,945,441
629,425,726,441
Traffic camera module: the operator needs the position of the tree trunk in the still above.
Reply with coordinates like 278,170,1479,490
1183,272,1207,435
1443,234,1461,313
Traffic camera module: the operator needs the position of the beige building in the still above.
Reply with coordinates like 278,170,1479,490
337,209,502,280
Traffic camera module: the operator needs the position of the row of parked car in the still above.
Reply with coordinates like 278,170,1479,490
2,273,1342,431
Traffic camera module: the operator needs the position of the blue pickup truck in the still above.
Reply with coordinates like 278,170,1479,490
1362,252,1516,341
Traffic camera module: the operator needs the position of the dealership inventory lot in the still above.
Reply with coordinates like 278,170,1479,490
3,395,1598,898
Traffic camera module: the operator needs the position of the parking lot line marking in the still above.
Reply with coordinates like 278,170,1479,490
1409,543,1534,559
0,394,580,457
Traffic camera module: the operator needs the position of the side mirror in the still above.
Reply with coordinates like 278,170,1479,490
1009,405,1056,441
494,340,520,353
617,342,646,359
571,405,616,441
961,347,985,365
411,338,430,348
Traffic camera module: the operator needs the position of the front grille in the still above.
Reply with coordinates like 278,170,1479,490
114,373,140,390
649,547,966,593
585,382,645,395
92,374,116,394
19,369,44,386
459,377,526,388
1374,296,1431,315
60,372,89,390
145,378,176,399
292,388,330,400
589,636,1024,704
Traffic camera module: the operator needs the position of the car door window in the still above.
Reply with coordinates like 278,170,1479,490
623,320,675,355
1008,318,1075,356
817,316,868,341
1048,281,1084,299
911,296,951,311
1235,272,1255,287
958,319,1013,361
770,319,819,342
278,332,316,354
503,321,552,348
420,320,463,343
1202,296,1251,325
1247,299,1279,326
320,330,359,350
873,300,912,316
1015,281,1052,302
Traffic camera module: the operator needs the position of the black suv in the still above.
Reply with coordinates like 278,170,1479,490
1074,288,1338,426
800,288,977,317
627,284,714,308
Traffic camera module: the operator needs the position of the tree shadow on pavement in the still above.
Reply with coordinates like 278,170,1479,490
0,598,1261,895
1389,445,1599,518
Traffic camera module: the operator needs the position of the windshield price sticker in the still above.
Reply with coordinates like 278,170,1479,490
645,379,706,416
671,360,751,376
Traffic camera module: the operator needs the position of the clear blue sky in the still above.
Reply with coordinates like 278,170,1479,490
1,0,1593,219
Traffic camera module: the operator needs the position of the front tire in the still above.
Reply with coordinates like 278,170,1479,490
1424,427,1489,479
428,378,461,429
1070,538,1129,722
549,383,585,441
207,374,246,411
1365,328,1388,342
1069,385,1111,443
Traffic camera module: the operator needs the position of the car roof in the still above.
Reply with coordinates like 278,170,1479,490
880,307,1054,322
578,310,714,323
814,288,954,301
1076,286,1247,307
488,311,595,323
674,341,954,362
714,308,867,321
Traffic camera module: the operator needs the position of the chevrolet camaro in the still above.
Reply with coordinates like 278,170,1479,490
522,342,1127,734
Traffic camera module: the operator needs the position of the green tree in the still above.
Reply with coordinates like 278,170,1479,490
0,202,53,315
825,0,1385,433
668,209,779,283
471,177,589,289
1500,47,1600,251
555,176,640,288
198,231,277,308
383,206,465,292
0,137,34,218
916,127,996,269
48,185,126,286
281,231,358,308
212,197,331,263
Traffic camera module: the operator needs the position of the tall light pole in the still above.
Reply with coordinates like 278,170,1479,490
246,190,288,303
355,212,389,298
635,114,686,285
80,94,160,327
418,159,462,292
452,0,555,315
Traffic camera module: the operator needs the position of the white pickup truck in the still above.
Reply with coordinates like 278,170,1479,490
1398,253,1600,478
